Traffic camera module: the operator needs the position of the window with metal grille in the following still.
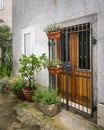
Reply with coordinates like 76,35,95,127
61,33,70,62
79,30,90,69
0,0,3,9
61,23,90,69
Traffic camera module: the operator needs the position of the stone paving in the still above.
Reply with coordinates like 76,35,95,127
0,91,104,130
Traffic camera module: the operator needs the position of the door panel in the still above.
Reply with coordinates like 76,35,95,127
57,31,91,108
58,72,71,100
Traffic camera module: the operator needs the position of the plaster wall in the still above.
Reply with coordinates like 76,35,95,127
12,0,104,127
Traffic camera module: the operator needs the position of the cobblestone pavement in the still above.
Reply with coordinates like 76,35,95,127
0,91,104,130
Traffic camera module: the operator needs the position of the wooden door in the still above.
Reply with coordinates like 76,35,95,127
57,26,91,108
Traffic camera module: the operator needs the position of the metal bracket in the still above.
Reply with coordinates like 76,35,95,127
92,37,97,44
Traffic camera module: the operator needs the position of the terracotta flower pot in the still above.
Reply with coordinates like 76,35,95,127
47,30,61,40
18,91,25,100
48,67,63,74
22,87,34,102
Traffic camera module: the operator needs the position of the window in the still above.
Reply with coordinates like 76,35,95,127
0,0,3,9
79,31,90,69
61,23,90,69
24,33,32,56
61,33,70,62
22,26,35,55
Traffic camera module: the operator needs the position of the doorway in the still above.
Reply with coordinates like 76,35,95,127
48,23,93,115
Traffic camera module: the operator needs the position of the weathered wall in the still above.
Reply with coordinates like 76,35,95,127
12,0,104,127
0,0,12,28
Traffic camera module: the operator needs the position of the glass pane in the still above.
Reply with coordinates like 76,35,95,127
79,31,90,69
61,33,70,62
24,33,32,56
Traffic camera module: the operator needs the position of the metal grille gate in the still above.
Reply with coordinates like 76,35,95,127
49,23,93,116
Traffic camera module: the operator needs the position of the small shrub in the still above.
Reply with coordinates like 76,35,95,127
19,53,47,90
11,78,27,95
32,87,61,105
7,76,21,90
0,77,8,92
0,66,7,78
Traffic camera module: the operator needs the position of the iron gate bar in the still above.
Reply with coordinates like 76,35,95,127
48,40,51,89
60,22,93,116
65,27,69,111
81,24,84,111
70,26,73,107
62,22,90,30
90,23,93,116
73,25,76,108
86,23,89,113
67,29,90,34
78,24,80,111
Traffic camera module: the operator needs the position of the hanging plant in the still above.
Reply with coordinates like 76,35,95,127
43,23,62,40
43,58,63,74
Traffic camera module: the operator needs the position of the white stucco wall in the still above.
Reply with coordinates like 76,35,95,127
12,0,104,127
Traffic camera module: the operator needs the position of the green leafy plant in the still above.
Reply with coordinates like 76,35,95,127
19,53,47,90
0,25,13,77
0,66,8,78
11,78,27,95
8,76,21,90
0,77,8,92
32,87,61,105
43,58,62,68
43,23,62,33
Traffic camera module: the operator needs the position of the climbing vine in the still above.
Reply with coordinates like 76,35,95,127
0,25,13,78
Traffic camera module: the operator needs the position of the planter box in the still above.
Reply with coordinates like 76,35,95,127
35,101,61,117
48,67,63,74
47,30,61,40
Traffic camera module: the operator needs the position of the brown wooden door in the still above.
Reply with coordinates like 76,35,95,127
57,30,91,108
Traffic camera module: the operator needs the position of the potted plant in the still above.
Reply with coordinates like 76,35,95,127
43,58,63,74
19,53,47,102
32,87,61,117
43,23,62,40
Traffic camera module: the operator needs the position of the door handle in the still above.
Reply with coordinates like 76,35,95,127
62,62,72,71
